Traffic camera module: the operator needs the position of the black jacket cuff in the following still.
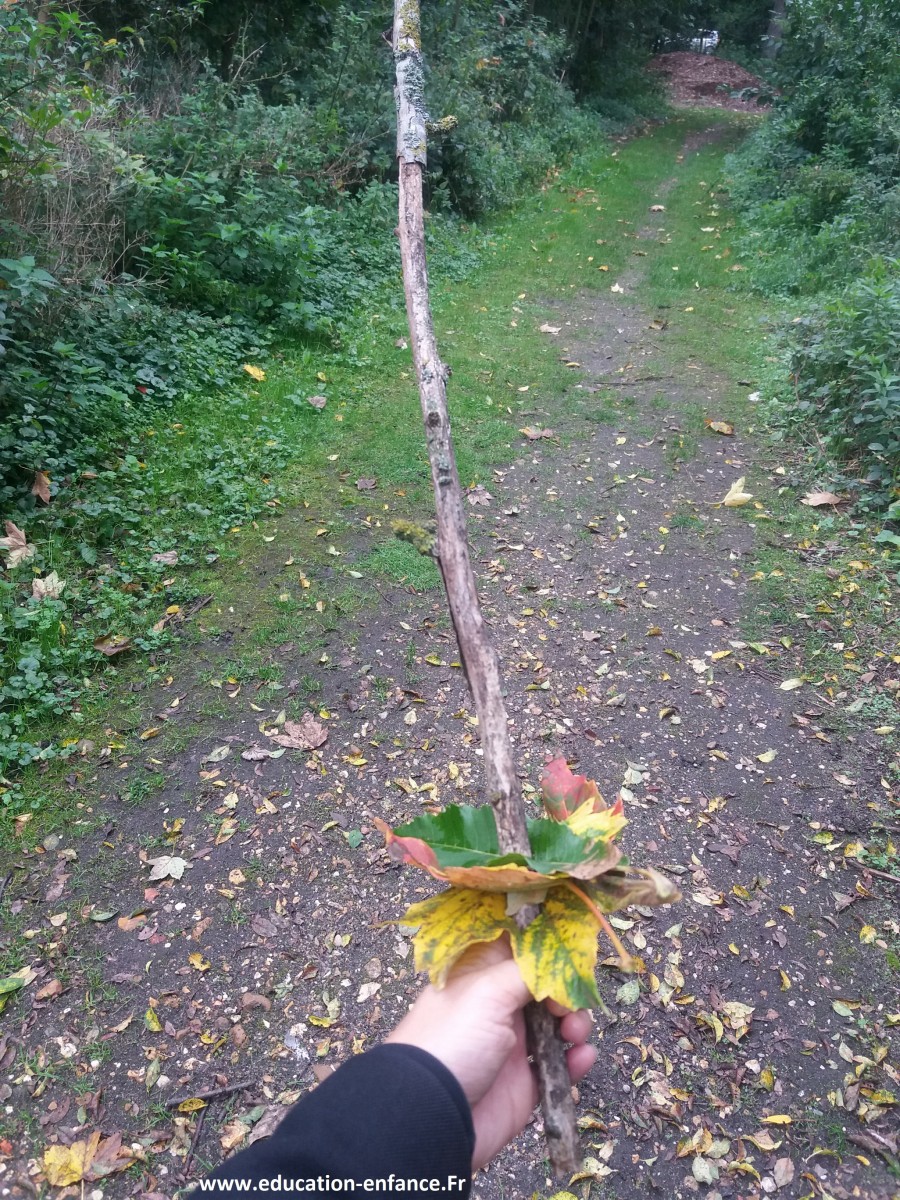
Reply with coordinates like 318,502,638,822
198,1043,474,1196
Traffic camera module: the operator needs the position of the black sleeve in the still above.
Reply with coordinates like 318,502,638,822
194,1044,475,1197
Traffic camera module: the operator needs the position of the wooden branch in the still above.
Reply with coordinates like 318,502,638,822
392,1,582,1177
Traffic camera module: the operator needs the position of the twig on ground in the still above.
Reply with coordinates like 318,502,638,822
166,1080,254,1109
848,862,900,885
183,1104,208,1177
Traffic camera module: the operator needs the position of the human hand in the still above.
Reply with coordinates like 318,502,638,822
385,937,596,1170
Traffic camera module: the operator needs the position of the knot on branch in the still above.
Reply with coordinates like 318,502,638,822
392,518,438,558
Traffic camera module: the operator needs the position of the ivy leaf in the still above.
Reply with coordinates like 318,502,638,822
540,756,605,819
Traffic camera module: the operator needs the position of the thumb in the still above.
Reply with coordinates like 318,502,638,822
468,955,532,1017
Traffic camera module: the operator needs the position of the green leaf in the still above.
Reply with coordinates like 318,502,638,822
616,978,640,1005
0,966,36,996
525,816,603,875
394,806,512,868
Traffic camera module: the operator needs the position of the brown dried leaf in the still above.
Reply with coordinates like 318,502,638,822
94,633,133,657
466,484,493,507
32,571,66,600
800,490,842,507
773,1157,795,1188
0,521,36,568
32,471,51,504
271,713,328,751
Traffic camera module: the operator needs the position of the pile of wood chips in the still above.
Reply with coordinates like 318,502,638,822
649,51,772,111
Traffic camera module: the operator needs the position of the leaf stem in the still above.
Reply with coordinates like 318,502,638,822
564,881,633,972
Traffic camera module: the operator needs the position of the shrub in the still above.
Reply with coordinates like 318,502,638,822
790,259,900,498
727,0,900,294
0,274,264,507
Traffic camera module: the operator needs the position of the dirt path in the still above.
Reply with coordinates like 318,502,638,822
2,129,898,1200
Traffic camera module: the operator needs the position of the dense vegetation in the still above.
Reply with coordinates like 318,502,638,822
726,0,900,509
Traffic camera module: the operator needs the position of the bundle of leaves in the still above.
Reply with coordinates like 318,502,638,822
378,757,678,1009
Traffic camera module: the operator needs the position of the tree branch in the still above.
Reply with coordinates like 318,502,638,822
392,0,582,1177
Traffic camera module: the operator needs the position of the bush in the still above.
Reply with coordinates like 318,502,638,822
790,260,900,498
727,0,900,294
0,270,264,507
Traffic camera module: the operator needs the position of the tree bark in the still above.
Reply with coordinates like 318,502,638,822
763,0,787,59
392,1,582,1178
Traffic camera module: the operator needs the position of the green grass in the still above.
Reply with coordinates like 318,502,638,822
357,540,441,591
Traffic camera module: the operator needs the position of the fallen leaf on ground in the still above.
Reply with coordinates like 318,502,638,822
520,427,555,440
203,744,232,764
272,713,328,750
0,521,36,568
466,484,493,506
307,394,327,410
151,550,179,565
147,855,192,881
242,745,286,761
94,633,133,657
801,491,842,507
42,1132,102,1187
539,323,561,334
721,477,753,507
356,478,377,491
242,364,266,381
705,418,734,435
32,471,51,504
779,678,803,691
32,571,65,600
773,1157,795,1188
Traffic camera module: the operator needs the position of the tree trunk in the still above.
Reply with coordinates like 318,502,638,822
764,0,787,59
392,0,583,1179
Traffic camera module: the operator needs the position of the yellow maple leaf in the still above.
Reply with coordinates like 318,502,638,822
511,886,602,1010
43,1131,101,1186
403,889,514,987
242,364,266,382
564,799,628,843
721,476,753,507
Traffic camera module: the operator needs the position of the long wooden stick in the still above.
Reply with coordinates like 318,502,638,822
392,2,582,1176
